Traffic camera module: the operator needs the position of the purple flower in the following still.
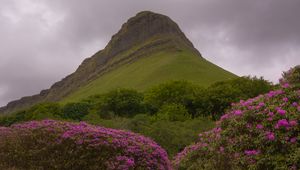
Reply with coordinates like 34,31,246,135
220,114,229,120
290,137,297,143
265,132,275,141
277,109,286,116
234,110,243,116
289,120,298,126
256,124,263,129
282,83,290,88
268,112,274,117
244,150,260,156
282,97,289,102
292,102,298,107
219,146,224,153
275,119,289,129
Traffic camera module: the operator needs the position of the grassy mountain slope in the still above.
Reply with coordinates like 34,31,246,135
63,48,236,103
0,11,237,114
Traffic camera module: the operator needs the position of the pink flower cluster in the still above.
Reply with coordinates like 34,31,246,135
1,120,171,170
174,86,300,169
244,150,260,156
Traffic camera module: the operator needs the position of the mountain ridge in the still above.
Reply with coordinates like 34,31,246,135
0,11,236,114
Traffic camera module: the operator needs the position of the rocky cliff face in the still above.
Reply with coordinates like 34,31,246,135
0,11,201,114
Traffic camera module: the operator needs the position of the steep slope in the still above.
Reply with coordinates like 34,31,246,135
0,11,236,114
63,48,235,103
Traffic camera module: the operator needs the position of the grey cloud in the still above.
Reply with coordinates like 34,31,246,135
0,0,300,106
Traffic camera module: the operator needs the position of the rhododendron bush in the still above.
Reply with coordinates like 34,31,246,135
174,85,300,170
0,120,171,170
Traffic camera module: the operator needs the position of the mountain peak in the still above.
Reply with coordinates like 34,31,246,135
1,11,227,114
105,11,196,56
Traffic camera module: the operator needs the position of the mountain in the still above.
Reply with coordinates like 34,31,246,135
0,11,236,114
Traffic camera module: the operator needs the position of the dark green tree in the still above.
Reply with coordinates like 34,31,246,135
62,102,90,121
98,89,144,118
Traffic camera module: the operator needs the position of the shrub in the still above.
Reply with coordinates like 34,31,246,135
0,120,171,170
280,65,300,87
83,113,215,157
144,81,202,116
62,102,90,120
194,76,273,119
98,89,144,118
195,82,242,119
174,86,300,170
0,103,62,126
156,103,191,121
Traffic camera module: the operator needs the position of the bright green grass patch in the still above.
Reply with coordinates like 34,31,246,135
62,50,236,103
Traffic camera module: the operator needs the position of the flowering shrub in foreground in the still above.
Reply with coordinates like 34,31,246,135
0,120,171,170
174,85,300,170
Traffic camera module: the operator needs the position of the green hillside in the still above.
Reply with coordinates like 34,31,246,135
0,11,237,114
63,48,236,103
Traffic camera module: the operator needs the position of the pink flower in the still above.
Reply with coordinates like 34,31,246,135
282,97,289,102
244,150,260,156
220,114,229,120
289,120,298,126
234,110,243,116
290,137,297,143
256,124,263,129
275,119,289,129
268,112,274,117
277,109,286,116
265,132,275,141
219,146,224,153
282,83,290,88
292,102,298,107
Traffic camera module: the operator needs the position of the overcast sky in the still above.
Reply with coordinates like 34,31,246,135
0,0,299,106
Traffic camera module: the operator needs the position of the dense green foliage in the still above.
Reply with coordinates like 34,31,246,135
98,89,144,118
174,86,300,170
155,104,191,121
144,81,200,115
84,114,214,157
195,76,273,119
0,77,273,124
0,103,62,126
281,65,300,87
62,102,90,120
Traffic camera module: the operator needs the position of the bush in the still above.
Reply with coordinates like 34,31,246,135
98,89,144,118
174,86,300,169
0,120,171,169
195,82,242,119
83,113,215,157
280,65,300,87
0,103,62,126
194,76,273,119
144,81,202,116
62,102,90,121
156,103,191,121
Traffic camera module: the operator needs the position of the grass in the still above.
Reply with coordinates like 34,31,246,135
62,49,236,103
